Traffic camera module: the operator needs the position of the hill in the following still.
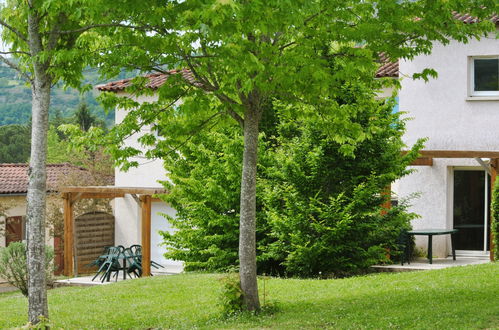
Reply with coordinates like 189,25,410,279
0,64,137,127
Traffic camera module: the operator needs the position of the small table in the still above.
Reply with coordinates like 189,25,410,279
407,229,459,264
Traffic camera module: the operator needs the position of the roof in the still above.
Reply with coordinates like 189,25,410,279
376,53,399,78
96,69,198,92
0,163,113,195
453,12,498,24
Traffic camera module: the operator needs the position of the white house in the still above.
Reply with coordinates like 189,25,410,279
97,75,190,272
393,20,498,259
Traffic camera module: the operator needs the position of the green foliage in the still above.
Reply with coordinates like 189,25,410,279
89,0,496,169
0,124,30,163
0,242,54,297
73,102,105,132
259,105,421,277
160,97,422,276
218,273,245,316
491,176,499,261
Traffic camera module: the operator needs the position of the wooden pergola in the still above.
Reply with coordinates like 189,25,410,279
406,150,499,261
60,186,167,277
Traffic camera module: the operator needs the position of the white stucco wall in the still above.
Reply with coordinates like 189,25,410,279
113,93,182,271
398,33,498,257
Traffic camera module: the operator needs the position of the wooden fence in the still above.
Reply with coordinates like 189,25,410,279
74,211,114,275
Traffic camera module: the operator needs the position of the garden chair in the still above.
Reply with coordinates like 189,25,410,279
123,247,142,278
91,246,122,282
85,246,113,269
130,244,165,269
397,229,411,266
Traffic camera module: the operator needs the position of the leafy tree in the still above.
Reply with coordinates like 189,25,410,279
90,0,495,310
73,102,105,132
0,0,132,323
0,124,30,163
160,94,422,276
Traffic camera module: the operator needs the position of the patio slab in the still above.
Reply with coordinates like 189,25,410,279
54,265,183,287
372,256,490,272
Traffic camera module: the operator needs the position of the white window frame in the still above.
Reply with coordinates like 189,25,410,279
469,56,499,97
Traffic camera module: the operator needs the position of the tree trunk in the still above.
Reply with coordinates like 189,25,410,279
26,9,50,324
26,81,50,324
239,103,261,311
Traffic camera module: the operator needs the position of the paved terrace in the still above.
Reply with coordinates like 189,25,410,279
372,257,490,272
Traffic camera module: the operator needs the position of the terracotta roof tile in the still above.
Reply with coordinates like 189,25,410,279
0,163,112,194
96,69,198,92
452,12,498,24
376,53,399,78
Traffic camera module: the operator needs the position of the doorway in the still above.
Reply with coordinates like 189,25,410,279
453,170,490,253
5,216,24,246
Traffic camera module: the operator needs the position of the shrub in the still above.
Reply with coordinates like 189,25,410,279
218,273,245,316
160,89,422,276
491,176,499,261
0,242,54,296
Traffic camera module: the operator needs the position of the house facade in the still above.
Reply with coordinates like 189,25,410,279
103,91,183,272
395,27,498,258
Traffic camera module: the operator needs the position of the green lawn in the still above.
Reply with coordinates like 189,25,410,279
0,263,498,329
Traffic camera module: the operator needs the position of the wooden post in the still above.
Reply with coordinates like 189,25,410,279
381,185,391,215
490,159,497,261
63,193,74,277
141,195,152,276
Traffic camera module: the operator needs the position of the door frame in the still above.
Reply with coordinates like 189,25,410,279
451,167,490,256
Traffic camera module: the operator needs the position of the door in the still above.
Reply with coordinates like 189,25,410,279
453,170,490,252
5,216,24,246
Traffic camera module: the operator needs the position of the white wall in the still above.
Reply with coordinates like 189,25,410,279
113,93,182,271
398,32,498,257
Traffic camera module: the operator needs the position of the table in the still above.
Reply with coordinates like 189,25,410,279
407,229,459,264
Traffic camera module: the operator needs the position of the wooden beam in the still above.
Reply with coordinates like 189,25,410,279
60,186,167,195
71,193,126,200
380,185,391,215
490,159,497,261
403,150,499,159
63,193,74,277
410,157,433,166
140,195,152,276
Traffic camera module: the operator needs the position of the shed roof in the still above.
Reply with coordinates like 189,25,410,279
0,163,112,195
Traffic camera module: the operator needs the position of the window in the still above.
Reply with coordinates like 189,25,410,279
470,56,499,97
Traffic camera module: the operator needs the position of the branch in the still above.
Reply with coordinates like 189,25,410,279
0,50,30,56
160,111,223,158
0,18,28,42
0,55,32,82
215,93,244,127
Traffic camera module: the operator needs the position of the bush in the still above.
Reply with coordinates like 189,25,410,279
218,273,245,316
0,242,54,296
160,87,422,277
491,176,499,261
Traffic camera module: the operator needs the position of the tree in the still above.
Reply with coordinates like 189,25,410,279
160,90,422,277
0,0,129,323
90,0,496,310
73,102,104,132
0,124,30,163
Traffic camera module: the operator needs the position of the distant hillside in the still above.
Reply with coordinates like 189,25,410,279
0,64,138,127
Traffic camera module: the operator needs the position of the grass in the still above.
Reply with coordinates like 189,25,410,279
0,263,497,329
